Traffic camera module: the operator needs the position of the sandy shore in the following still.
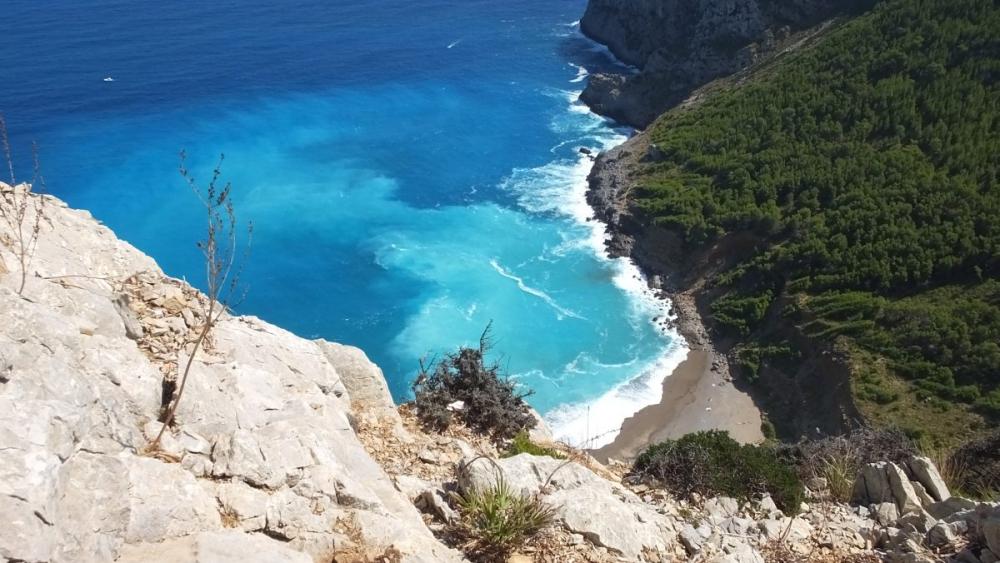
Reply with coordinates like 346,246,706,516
584,132,764,463
590,348,763,462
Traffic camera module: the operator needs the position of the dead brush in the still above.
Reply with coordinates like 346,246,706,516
148,151,252,452
0,115,47,296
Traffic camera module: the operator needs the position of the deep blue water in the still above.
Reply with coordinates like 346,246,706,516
1,0,684,446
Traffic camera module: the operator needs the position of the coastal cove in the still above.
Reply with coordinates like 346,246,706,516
2,0,693,448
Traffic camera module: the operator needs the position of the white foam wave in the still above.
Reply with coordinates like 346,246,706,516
489,258,586,321
545,341,687,449
569,63,588,83
499,90,691,448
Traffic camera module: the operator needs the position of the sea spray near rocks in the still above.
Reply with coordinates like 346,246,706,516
500,90,688,448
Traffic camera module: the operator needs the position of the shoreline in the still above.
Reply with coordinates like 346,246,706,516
540,92,693,450
578,97,764,462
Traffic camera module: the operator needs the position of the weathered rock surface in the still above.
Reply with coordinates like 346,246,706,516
0,185,463,562
459,454,675,560
579,0,874,128
908,455,951,502
117,530,313,563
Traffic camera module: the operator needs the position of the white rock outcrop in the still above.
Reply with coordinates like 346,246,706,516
459,454,675,560
0,185,462,562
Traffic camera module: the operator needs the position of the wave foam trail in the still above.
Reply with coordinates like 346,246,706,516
545,341,688,449
499,92,689,446
489,258,586,320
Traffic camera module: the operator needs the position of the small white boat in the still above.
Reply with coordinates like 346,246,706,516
103,76,115,82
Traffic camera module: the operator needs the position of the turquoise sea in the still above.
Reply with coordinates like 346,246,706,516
1,0,685,446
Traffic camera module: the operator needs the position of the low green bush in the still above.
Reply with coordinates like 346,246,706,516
633,430,804,513
502,431,564,459
454,477,556,555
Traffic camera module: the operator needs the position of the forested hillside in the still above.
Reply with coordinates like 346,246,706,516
632,0,999,445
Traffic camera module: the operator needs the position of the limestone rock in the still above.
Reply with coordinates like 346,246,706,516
872,502,900,526
117,530,312,563
885,462,925,515
907,456,951,502
315,340,397,415
527,407,555,444
417,489,458,524
0,190,464,563
853,462,894,505
927,496,977,520
927,521,962,547
459,454,674,559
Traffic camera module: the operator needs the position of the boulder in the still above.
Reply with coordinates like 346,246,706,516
927,496,977,520
907,456,951,502
704,497,740,519
885,462,924,515
459,454,674,559
872,502,900,526
896,510,936,535
927,521,963,547
853,462,894,505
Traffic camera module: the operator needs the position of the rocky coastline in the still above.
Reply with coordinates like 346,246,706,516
576,0,891,448
582,126,767,458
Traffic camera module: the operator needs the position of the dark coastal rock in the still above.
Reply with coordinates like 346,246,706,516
579,0,874,128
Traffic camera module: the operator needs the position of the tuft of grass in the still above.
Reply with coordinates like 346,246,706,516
817,452,857,503
502,431,564,460
936,430,1000,500
454,478,556,556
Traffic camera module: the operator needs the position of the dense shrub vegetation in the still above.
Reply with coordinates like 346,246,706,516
412,326,536,442
632,431,805,512
633,0,1000,441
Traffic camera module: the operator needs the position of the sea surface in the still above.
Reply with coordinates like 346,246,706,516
1,0,684,446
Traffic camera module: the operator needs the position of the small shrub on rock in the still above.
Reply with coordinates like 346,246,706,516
412,324,535,443
454,477,555,556
632,430,804,513
502,431,564,460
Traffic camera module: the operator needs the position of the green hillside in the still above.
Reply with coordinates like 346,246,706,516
632,0,1000,445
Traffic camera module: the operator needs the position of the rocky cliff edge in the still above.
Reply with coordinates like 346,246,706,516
0,183,460,562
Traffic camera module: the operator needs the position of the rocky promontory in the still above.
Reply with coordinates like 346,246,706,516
579,0,873,128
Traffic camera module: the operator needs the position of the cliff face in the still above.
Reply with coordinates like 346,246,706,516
0,184,462,563
579,0,871,127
